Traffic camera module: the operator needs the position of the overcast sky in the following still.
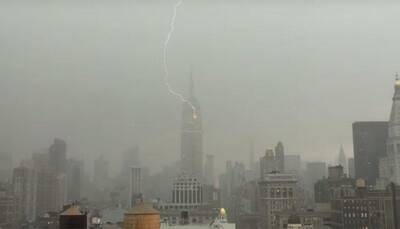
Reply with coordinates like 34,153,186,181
1,0,399,175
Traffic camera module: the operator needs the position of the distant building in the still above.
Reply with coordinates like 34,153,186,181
314,165,355,203
129,167,142,208
285,155,302,175
219,161,245,222
157,75,217,226
348,158,355,178
379,78,400,187
337,146,347,173
352,121,388,185
12,165,37,222
258,172,304,229
275,142,285,174
93,154,109,189
181,76,203,178
260,149,278,178
49,138,67,175
121,147,140,177
53,174,67,212
33,152,53,217
66,159,83,202
260,143,286,179
204,154,215,187
0,183,17,228
305,162,326,201
249,139,255,172
0,152,12,182
34,140,68,217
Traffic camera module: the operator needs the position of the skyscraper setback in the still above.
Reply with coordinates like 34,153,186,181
180,76,203,178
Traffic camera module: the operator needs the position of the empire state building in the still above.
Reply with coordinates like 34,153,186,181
181,76,203,179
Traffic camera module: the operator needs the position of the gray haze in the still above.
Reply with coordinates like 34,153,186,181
1,0,399,175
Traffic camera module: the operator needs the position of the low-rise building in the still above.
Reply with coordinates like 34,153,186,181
314,165,354,203
258,172,304,229
330,180,400,229
157,173,218,225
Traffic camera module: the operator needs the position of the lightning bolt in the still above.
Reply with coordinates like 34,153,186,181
163,0,197,119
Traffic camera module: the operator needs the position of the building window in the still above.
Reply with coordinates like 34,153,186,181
270,188,275,198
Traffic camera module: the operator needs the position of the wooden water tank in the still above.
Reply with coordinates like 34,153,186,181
123,203,160,229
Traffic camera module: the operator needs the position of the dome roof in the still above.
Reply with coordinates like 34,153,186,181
125,203,159,215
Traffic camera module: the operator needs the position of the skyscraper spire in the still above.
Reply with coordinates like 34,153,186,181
378,76,400,186
180,69,203,178
338,145,347,171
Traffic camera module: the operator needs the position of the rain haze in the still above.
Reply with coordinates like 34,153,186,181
1,0,399,177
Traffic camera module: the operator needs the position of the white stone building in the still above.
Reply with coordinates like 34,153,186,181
379,78,400,187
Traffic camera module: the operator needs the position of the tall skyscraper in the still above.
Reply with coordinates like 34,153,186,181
49,138,67,175
129,167,142,208
379,78,400,186
32,152,52,217
180,76,203,178
204,154,215,187
352,121,388,185
66,159,82,202
275,142,285,173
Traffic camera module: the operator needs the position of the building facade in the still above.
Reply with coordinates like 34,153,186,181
181,76,203,178
348,158,355,178
49,138,67,176
204,154,216,187
305,162,326,203
330,181,400,229
258,173,304,229
0,183,17,228
129,167,142,208
379,79,400,187
157,174,217,225
275,142,285,174
12,166,37,222
314,165,354,204
352,121,388,185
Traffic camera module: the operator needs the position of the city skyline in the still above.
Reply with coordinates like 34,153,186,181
2,2,400,176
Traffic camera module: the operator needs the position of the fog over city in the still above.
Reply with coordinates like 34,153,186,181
1,0,399,176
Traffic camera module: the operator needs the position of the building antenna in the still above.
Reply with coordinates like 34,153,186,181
163,0,197,119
